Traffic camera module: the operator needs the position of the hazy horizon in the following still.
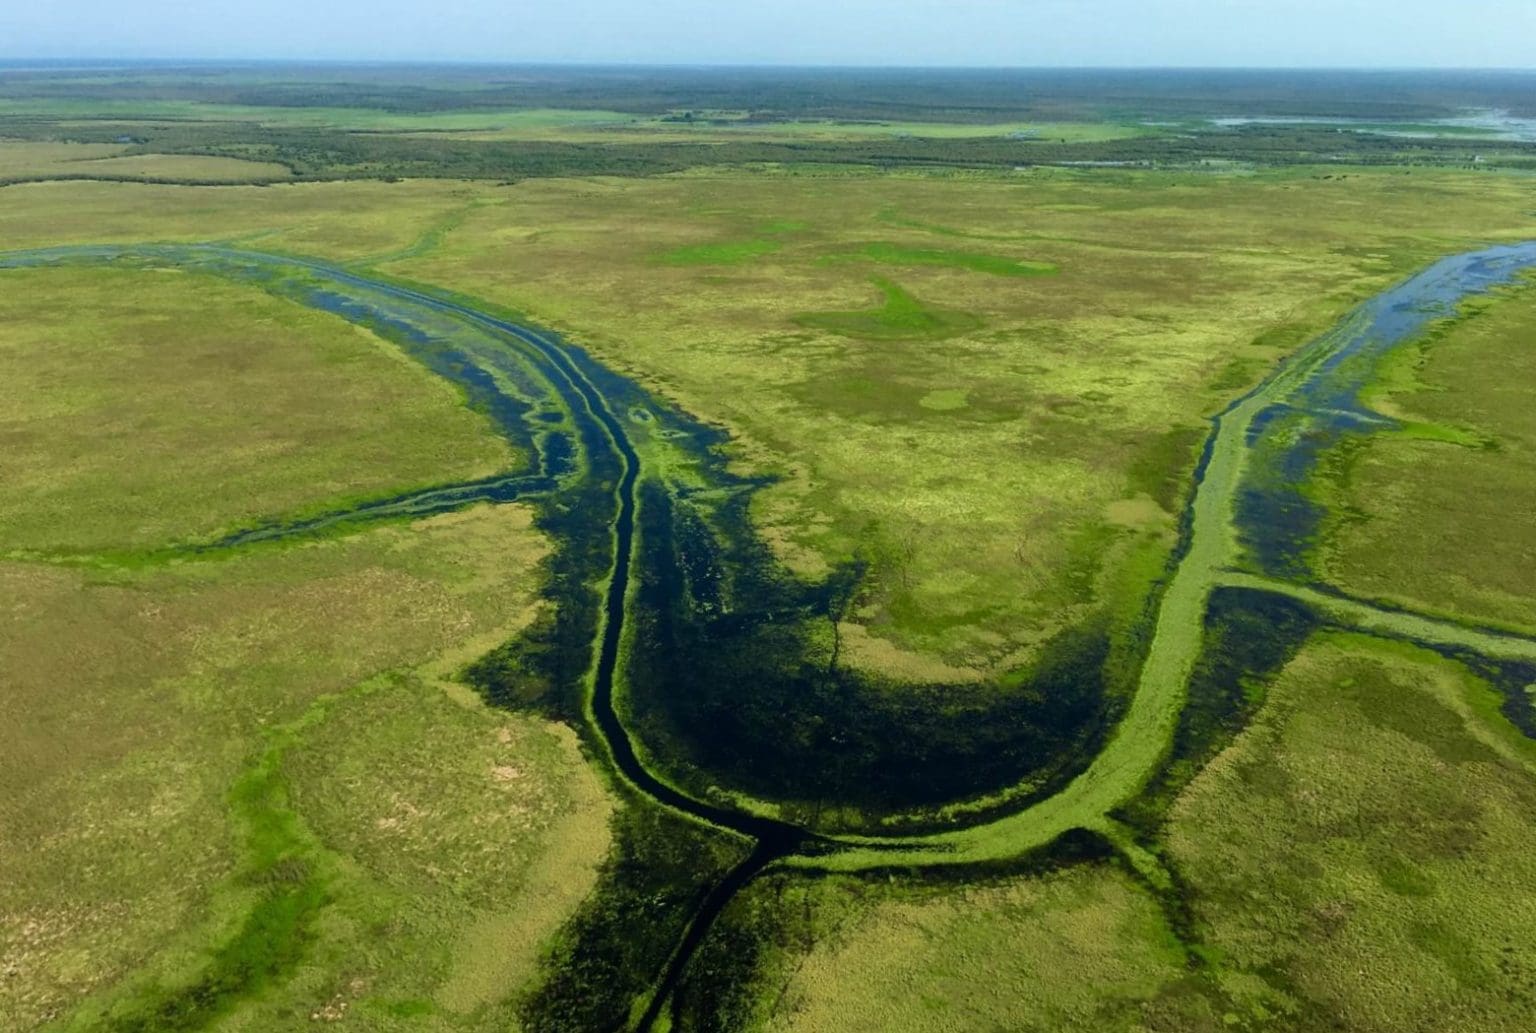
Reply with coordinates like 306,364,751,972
3,1,1534,69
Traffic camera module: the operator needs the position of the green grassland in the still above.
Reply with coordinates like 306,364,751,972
0,140,293,183
764,865,1191,1033
1315,276,1536,632
792,277,983,341
4,162,1536,1029
0,179,503,260
1166,633,1536,1031
0,265,514,553
0,141,131,175
0,97,1147,144
0,262,607,1029
0,505,610,1032
377,166,1536,671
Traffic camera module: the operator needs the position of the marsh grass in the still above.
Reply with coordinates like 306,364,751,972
0,265,515,553
763,865,1190,1033
1315,276,1536,632
1168,634,1536,1030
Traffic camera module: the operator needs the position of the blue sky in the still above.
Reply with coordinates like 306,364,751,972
2,1,1533,67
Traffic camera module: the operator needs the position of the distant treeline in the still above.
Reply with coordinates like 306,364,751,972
3,64,1536,121
2,119,1531,184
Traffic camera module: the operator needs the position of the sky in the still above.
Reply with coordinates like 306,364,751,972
2,0,1534,68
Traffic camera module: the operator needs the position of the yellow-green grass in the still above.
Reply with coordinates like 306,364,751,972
380,166,1536,669
0,264,513,553
1317,277,1536,633
0,141,131,177
1167,633,1536,1031
764,866,1191,1033
0,179,501,261
0,142,290,183
59,153,291,182
0,100,636,134
2,170,1533,673
0,504,611,1031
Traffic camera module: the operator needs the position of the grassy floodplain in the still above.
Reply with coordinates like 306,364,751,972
0,264,516,553
3,127,1536,1032
1315,275,1536,633
380,166,1536,677
0,260,608,1030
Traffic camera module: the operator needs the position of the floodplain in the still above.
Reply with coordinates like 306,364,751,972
2,64,1536,1033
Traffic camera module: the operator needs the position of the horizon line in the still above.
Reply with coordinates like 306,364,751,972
1,58,1535,74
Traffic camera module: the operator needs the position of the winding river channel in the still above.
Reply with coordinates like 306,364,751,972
6,240,1536,1028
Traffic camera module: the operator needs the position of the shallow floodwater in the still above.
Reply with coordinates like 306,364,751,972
1238,241,1536,579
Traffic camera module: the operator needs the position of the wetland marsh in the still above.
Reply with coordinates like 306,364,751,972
7,228,1535,1028
6,64,1536,1033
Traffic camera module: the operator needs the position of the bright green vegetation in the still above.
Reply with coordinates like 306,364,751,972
793,276,982,341
826,241,1058,276
1167,634,1536,1030
0,265,514,553
1316,277,1536,633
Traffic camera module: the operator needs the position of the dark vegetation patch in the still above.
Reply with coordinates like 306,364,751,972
519,804,748,1033
623,475,1117,824
6,65,1536,120
1236,405,1333,579
1418,646,1536,741
1126,424,1206,512
3,113,1535,187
